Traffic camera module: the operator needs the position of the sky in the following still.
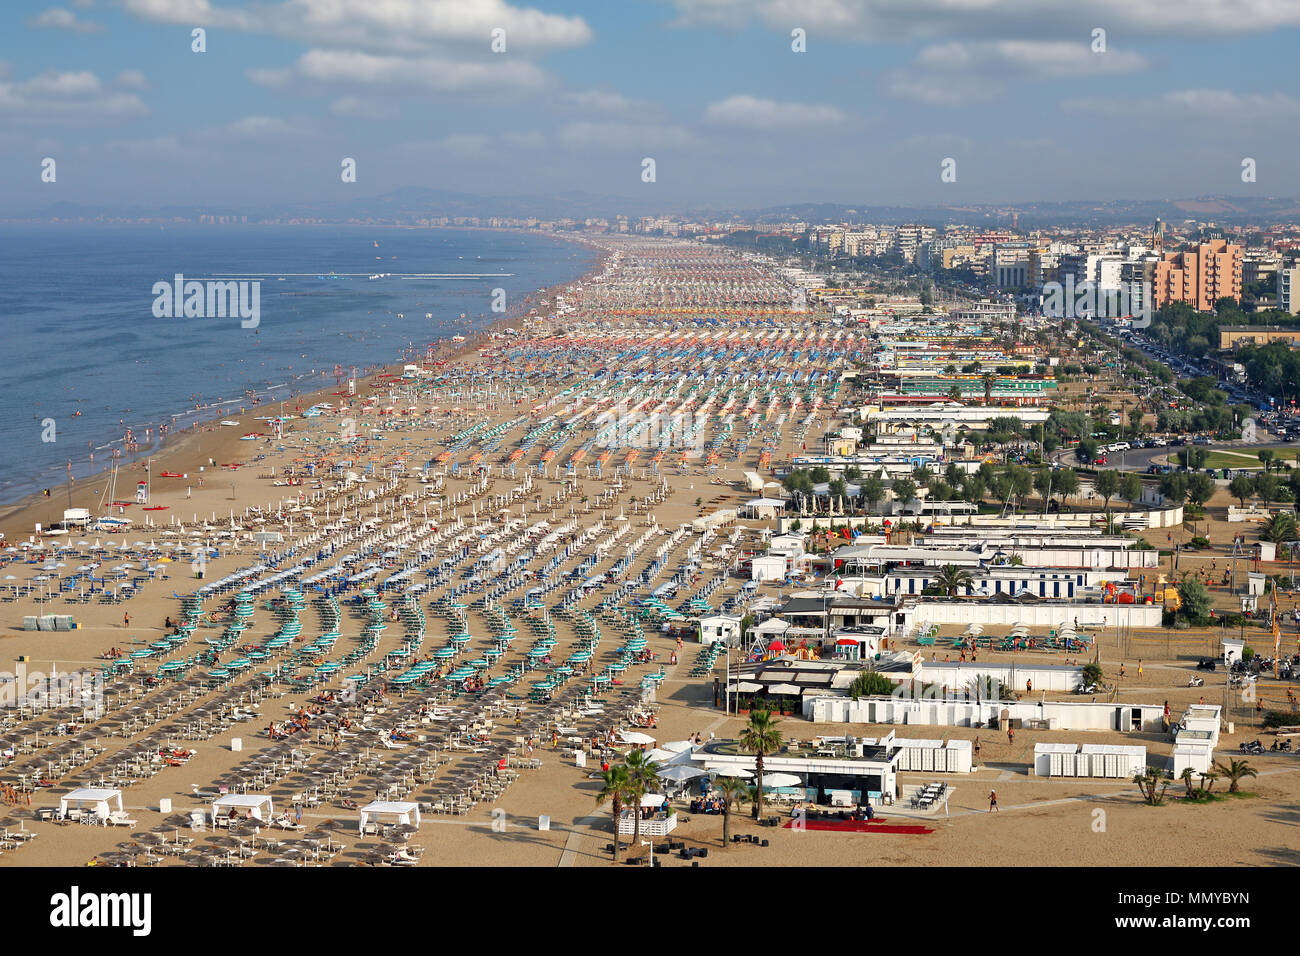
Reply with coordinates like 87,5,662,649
3,0,1300,214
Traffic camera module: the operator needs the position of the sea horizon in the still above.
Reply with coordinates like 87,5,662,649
0,223,597,506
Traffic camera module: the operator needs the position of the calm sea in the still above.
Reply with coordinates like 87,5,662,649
0,224,595,505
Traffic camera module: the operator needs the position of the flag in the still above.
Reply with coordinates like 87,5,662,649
834,577,843,590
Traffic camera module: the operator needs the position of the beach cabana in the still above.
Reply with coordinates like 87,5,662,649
60,787,123,821
212,793,274,823
358,800,422,834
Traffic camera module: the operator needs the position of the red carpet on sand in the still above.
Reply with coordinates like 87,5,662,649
782,817,933,834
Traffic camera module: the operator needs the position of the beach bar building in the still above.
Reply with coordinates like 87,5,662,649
691,736,901,806
805,694,1165,733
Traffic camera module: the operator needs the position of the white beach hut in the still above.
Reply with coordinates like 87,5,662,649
60,787,124,823
211,793,274,824
358,800,422,834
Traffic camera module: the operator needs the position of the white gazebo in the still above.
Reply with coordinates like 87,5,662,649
358,800,422,833
212,793,274,824
60,787,123,821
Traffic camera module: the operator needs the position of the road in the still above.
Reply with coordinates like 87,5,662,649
1054,439,1293,473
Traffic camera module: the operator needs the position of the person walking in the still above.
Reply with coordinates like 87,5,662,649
1007,726,1015,747
988,789,998,812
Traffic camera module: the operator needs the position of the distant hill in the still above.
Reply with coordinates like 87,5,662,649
12,191,1300,228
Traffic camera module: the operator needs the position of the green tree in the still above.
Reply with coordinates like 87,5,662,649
1159,472,1188,505
1128,407,1144,436
1032,467,1054,502
1228,474,1256,508
1254,473,1279,506
623,748,662,850
1054,467,1080,501
1134,769,1170,806
1177,576,1213,626
1119,472,1143,506
1261,511,1298,544
1006,465,1033,510
1094,469,1119,512
1185,472,1215,506
1213,758,1258,794
1257,449,1275,472
859,476,885,512
980,371,996,405
849,669,895,698
935,563,973,597
961,475,986,505
714,776,749,846
739,710,783,820
891,476,917,510
596,765,633,863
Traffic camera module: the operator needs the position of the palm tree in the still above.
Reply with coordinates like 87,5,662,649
1179,767,1196,799
714,776,749,846
981,371,996,406
596,765,632,862
739,710,783,820
1213,758,1257,794
935,563,973,597
623,749,661,848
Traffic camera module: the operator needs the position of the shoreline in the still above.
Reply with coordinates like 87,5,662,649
0,232,608,541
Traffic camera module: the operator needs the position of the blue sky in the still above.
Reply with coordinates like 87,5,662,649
3,0,1300,213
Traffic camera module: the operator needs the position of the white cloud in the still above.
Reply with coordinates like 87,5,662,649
556,121,693,151
213,114,314,142
123,0,592,55
915,41,1148,78
887,39,1149,105
704,94,846,130
27,8,106,33
248,49,548,94
669,0,1300,41
561,89,638,114
1063,89,1300,122
0,70,147,123
328,96,398,120
115,69,149,90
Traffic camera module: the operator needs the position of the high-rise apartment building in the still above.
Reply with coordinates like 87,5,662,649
1279,266,1300,315
1152,240,1242,312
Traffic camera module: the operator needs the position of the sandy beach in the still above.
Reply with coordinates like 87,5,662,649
1,235,1296,871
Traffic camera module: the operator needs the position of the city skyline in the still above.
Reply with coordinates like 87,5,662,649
4,0,1300,212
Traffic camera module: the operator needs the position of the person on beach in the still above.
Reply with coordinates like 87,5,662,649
1007,726,1015,747
988,790,998,812
123,612,129,628
973,737,981,759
